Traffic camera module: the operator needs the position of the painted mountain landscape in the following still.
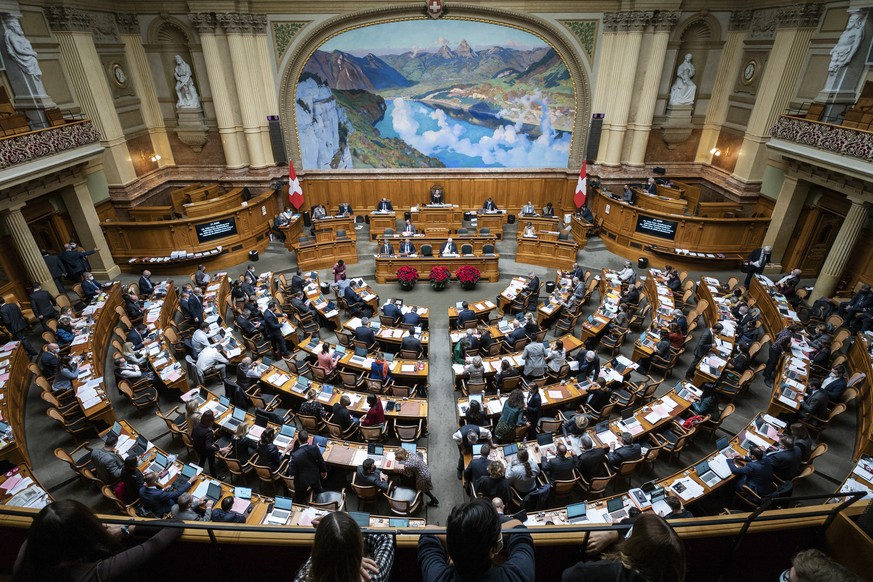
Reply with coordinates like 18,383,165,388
295,20,576,169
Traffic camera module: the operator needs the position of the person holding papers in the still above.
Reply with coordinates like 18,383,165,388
263,301,291,357
607,432,642,470
52,356,79,392
376,197,393,211
482,197,498,211
171,492,213,521
399,237,416,256
439,237,459,256
378,240,394,257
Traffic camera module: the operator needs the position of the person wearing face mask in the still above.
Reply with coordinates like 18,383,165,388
819,365,848,403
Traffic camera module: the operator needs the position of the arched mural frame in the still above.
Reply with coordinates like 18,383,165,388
278,3,592,171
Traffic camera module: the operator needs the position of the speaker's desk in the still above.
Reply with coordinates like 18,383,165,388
374,254,499,284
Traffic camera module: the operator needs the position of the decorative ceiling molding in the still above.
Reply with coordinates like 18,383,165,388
272,21,309,63
559,19,597,63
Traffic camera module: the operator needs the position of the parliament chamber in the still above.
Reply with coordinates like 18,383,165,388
0,1,872,581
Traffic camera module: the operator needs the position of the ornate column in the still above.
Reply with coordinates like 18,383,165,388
117,13,174,168
0,204,58,295
243,14,273,164
760,174,809,272
602,11,649,167
47,7,136,186
695,11,751,162
218,12,268,169
190,13,247,169
732,4,822,184
61,180,120,280
625,12,678,166
811,198,871,300
592,13,620,164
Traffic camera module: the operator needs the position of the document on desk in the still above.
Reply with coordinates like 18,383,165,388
660,395,679,410
671,477,704,501
298,507,328,527
547,390,564,401
596,430,618,447
191,479,214,500
644,410,663,425
709,454,732,479
585,507,610,524
777,394,799,409
486,400,504,415
840,479,873,499
604,369,624,384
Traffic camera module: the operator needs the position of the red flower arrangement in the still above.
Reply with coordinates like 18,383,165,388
396,266,419,286
455,265,481,286
429,265,451,289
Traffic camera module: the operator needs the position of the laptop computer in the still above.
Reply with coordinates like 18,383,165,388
401,442,417,454
130,435,150,457
389,518,409,527
273,424,297,448
536,433,554,446
367,443,384,464
311,434,328,455
254,412,270,428
210,396,229,417
104,421,123,442
349,512,370,528
502,443,519,458
270,496,295,523
650,487,671,516
716,436,733,456
146,452,168,474
595,421,610,434
606,497,628,522
472,443,484,456
223,407,247,431
695,460,720,487
205,482,223,503
180,464,198,481
566,502,588,524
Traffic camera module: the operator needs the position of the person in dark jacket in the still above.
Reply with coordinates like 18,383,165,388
462,444,492,495
743,245,772,289
575,434,608,483
0,297,35,356
41,249,67,292
766,435,802,482
820,365,848,402
139,471,194,516
257,428,282,472
474,461,512,501
60,244,98,282
29,283,57,328
120,455,144,505
192,410,220,476
288,429,328,503
607,432,642,470
382,300,402,324
728,445,775,496
576,350,600,382
211,496,247,523
263,301,290,357
138,270,155,297
331,395,358,430
685,323,722,379
354,317,378,349
456,302,476,328
39,343,60,378
797,383,829,424
80,273,103,302
355,458,389,492
543,444,576,483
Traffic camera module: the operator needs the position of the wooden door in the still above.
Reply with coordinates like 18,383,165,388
798,209,843,274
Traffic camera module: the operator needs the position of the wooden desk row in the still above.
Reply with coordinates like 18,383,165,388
375,234,497,255
848,335,873,462
450,333,585,384
515,236,578,270
570,216,593,246
374,255,499,285
298,337,428,385
343,316,429,353
295,239,358,271
0,344,31,468
447,299,497,328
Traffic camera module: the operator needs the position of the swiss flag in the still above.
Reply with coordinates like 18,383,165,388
574,161,587,208
288,160,304,210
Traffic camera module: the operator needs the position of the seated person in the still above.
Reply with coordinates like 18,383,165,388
727,445,774,496
382,299,402,324
402,219,417,235
439,237,459,256
542,202,555,217
81,272,103,302
579,205,594,223
338,202,353,216
644,177,658,193
520,201,536,216
399,238,416,256
401,331,423,356
522,222,536,237
355,457,389,492
376,197,393,211
311,204,327,220
482,197,498,211
607,432,641,470
377,240,395,256
354,317,378,349
621,184,636,204
430,187,444,204
401,308,421,326
332,395,359,430
456,301,476,328
617,260,636,284
211,496,247,523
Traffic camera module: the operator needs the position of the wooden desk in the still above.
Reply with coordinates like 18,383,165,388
312,216,356,242
369,212,397,239
296,239,358,271
516,215,561,232
848,335,873,461
475,214,505,239
498,277,531,314
410,205,464,229
343,316,429,353
374,255,499,284
376,233,497,255
183,188,245,218
278,215,303,250
579,270,622,345
570,216,592,247
831,457,873,503
448,299,497,328
298,337,429,385
0,464,51,509
0,345,31,468
516,237,578,269
633,189,689,215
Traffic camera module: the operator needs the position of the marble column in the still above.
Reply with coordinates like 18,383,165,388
592,14,620,164
190,12,248,170
626,12,677,166
733,6,822,184
219,12,268,169
243,16,273,164
47,7,136,186
61,181,120,280
811,199,870,300
761,175,809,271
1,204,58,295
602,12,648,167
253,15,279,164
696,11,751,162
117,14,174,168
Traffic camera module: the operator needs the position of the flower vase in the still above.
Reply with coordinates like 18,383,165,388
400,281,415,291
461,281,478,290
432,281,447,291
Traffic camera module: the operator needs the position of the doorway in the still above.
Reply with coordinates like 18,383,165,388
798,208,844,274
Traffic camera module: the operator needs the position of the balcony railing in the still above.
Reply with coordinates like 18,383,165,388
770,115,873,162
0,119,102,169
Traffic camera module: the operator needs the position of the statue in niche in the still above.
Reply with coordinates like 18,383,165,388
828,10,866,73
173,54,200,109
668,53,696,106
4,16,42,81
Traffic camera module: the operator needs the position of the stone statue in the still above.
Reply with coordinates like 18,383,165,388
668,53,696,106
173,54,200,109
828,11,866,73
4,16,42,81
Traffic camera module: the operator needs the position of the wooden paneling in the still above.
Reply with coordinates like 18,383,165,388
183,188,245,218
0,346,31,468
516,237,578,269
94,199,116,222
299,173,577,215
296,240,358,271
128,206,174,221
374,255,499,284
570,216,592,246
847,335,873,462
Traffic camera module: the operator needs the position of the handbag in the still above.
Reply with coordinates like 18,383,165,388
682,415,704,429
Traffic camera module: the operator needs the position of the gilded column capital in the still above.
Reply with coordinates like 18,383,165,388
776,3,824,29
218,13,250,34
115,13,139,35
729,10,753,31
652,11,679,33
189,12,218,34
46,7,93,33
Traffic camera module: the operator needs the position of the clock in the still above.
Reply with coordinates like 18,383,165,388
111,63,128,88
742,60,757,84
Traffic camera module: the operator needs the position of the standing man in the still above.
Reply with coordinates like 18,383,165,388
762,324,799,385
29,283,57,329
685,322,722,379
452,423,492,479
194,264,210,288
0,297,35,356
263,301,291,357
744,246,772,290
41,249,66,292
288,429,328,503
60,244,97,282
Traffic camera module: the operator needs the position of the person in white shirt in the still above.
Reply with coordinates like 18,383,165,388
191,322,211,358
523,222,536,237
403,219,417,235
197,345,229,379
114,356,142,380
440,238,458,256
618,260,636,284
520,201,535,216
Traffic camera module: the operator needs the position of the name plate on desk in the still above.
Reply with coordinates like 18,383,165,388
196,218,238,243
635,215,678,240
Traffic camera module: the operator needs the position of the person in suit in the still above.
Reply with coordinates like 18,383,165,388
139,471,194,516
493,358,520,391
211,496,247,523
354,317,378,350
289,292,310,317
526,272,540,295
477,324,494,355
744,245,773,289
90,433,124,484
621,184,636,205
505,321,527,348
401,331,423,356
378,241,394,256
187,288,205,324
639,329,671,375
60,244,98,282
193,264,210,287
255,428,282,472
520,201,536,216
338,202,353,216
685,322,722,379
840,284,873,326
311,204,327,220
263,301,291,357
522,340,545,379
402,219,417,235
290,270,306,294
767,435,802,482
463,443,492,495
619,283,640,307
618,260,636,285
575,434,608,483
452,423,493,477
644,177,658,194
542,202,555,217
775,268,802,297
171,492,213,521
543,443,575,483
821,365,848,402
41,249,67,292
376,198,393,211
798,383,829,424
192,410,222,476
398,237,416,256
381,300,402,324
482,197,498,211
123,293,143,321
332,395,358,430
288,429,328,503
29,283,57,328
728,445,775,496
763,324,800,384
576,350,600,382
401,308,421,326
456,301,476,328
525,386,541,439
81,273,102,302
236,308,261,339
343,284,370,318
430,187,444,204
138,270,155,297
607,432,642,470
439,237,459,256
126,324,148,351
39,343,60,378
355,458,389,492
580,205,594,222
0,297,35,356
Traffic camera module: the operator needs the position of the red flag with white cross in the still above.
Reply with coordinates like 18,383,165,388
288,160,304,210
574,161,587,208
